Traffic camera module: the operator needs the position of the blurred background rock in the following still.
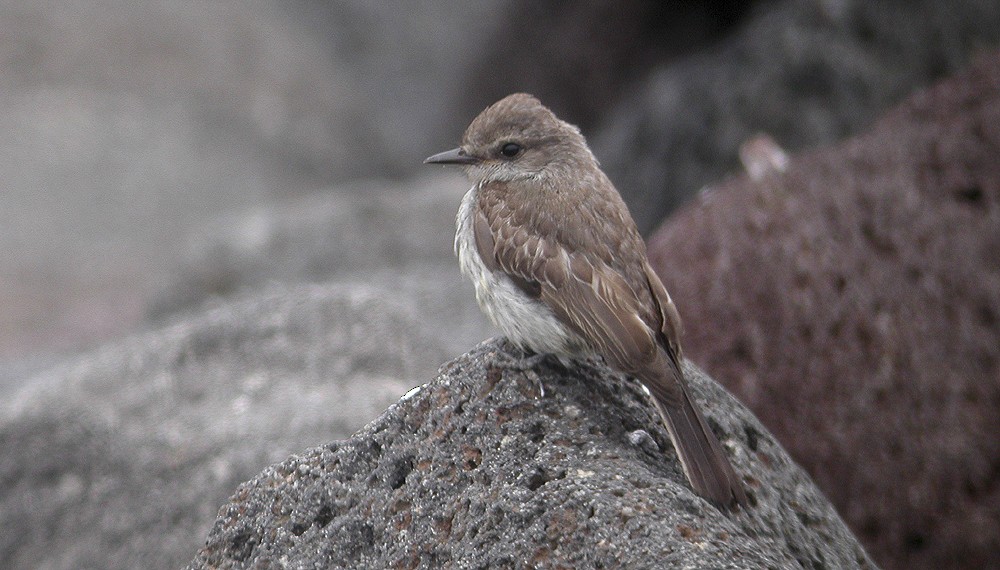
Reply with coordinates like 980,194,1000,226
5,0,998,379
0,0,502,383
1,1,998,569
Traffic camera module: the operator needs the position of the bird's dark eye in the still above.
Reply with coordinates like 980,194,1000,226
499,142,522,158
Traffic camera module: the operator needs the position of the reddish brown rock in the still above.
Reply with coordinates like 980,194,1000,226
648,52,1000,570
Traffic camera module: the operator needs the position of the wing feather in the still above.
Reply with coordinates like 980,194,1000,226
474,180,670,373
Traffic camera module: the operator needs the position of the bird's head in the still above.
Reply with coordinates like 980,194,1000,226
424,93,596,185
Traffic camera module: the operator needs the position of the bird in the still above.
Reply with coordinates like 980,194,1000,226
424,93,747,510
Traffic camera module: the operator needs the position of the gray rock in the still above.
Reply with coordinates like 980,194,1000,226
0,0,505,361
147,173,493,357
187,339,877,569
443,0,756,137
0,284,451,570
590,0,1000,233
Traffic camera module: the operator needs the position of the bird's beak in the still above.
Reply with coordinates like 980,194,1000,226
424,147,479,165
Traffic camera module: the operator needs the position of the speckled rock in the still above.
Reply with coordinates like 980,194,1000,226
647,51,1000,570
187,339,876,569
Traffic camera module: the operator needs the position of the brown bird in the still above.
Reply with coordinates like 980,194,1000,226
425,93,747,510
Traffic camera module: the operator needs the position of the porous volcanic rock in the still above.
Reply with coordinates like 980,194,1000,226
647,52,1000,570
188,339,876,569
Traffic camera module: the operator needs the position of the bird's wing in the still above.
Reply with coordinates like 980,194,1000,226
552,251,659,367
642,262,684,361
473,196,661,371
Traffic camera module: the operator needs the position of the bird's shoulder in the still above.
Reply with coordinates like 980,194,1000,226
475,178,655,309
477,178,644,265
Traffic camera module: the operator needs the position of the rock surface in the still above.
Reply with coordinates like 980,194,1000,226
589,0,1000,233
0,0,504,362
0,284,449,570
187,339,876,569
449,0,756,135
647,51,1000,570
146,173,492,358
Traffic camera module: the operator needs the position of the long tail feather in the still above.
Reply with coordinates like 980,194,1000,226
642,356,748,510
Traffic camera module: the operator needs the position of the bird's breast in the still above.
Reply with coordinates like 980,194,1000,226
455,185,587,357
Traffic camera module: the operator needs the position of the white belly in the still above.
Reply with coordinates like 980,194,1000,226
455,185,587,357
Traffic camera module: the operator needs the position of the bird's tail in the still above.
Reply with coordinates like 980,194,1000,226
644,361,748,510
